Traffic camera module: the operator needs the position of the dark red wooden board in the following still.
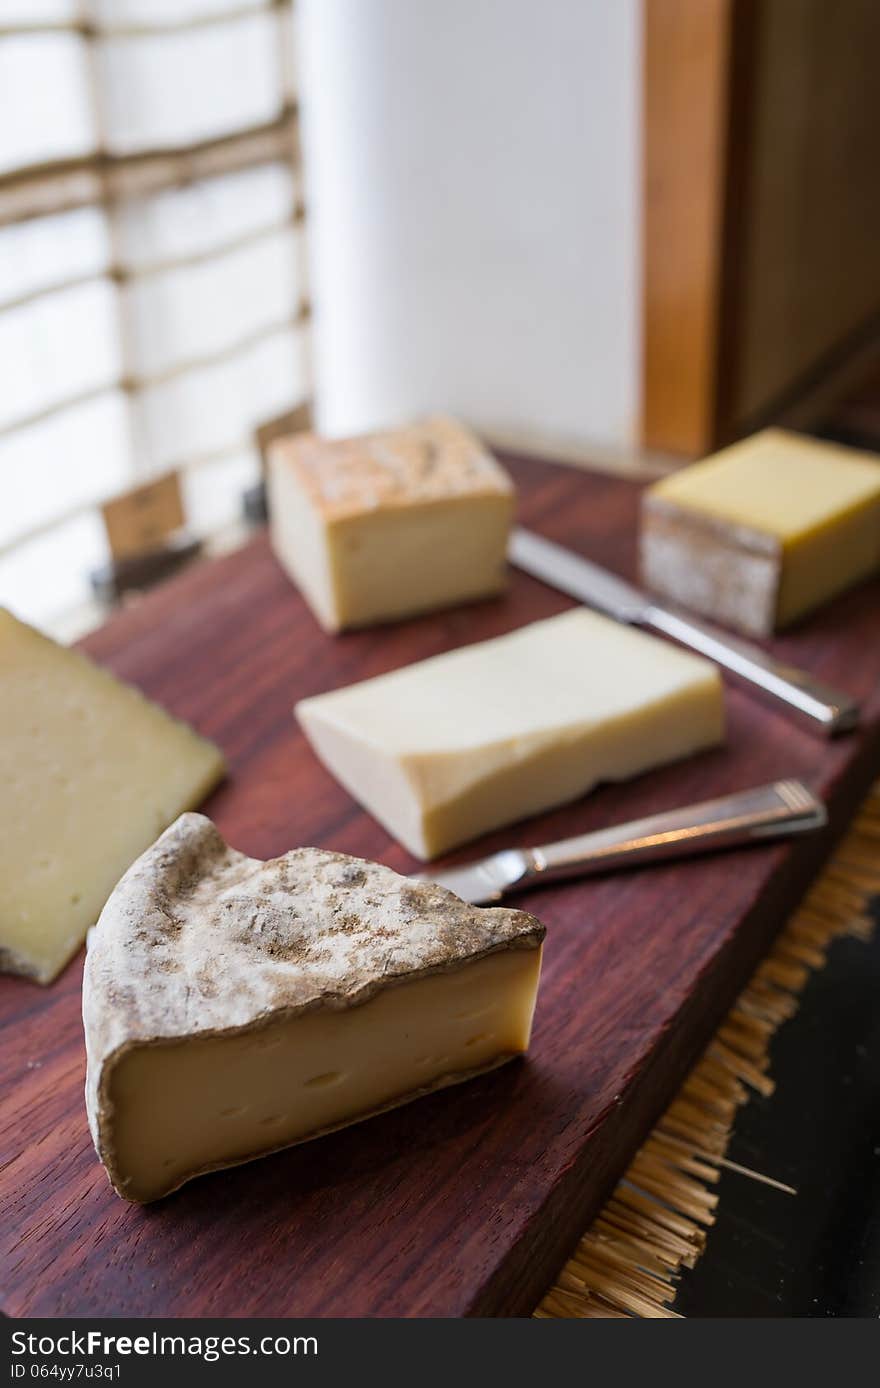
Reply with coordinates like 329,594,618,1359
2,455,879,1318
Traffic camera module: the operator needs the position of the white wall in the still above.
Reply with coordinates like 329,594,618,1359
298,0,641,455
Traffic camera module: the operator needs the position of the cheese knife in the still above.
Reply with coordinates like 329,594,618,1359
418,779,826,904
509,527,860,737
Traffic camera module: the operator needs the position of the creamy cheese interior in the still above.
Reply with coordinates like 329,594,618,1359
0,610,224,983
297,609,724,858
106,946,542,1202
775,504,880,626
269,456,338,629
329,495,512,629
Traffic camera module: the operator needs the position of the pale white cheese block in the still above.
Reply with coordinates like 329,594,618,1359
268,415,515,631
83,813,544,1202
296,608,725,859
0,609,225,984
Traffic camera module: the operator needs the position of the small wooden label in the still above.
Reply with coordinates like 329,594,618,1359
102,472,185,561
256,400,314,475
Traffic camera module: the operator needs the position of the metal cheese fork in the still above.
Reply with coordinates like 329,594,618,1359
415,779,826,904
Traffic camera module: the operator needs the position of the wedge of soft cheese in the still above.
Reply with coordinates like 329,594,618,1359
83,813,544,1202
296,608,724,859
0,609,225,984
641,429,880,636
268,415,515,631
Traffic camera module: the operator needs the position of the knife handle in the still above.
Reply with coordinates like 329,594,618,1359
525,780,826,886
644,604,860,738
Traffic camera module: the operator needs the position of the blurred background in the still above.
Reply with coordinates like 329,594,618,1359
2,0,879,635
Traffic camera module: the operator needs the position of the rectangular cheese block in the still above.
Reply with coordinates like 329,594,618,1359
268,415,514,632
641,429,880,636
296,608,724,859
84,814,544,1202
0,609,225,984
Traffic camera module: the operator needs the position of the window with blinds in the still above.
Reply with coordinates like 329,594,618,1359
0,0,310,631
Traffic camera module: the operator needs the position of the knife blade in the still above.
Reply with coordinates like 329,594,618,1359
509,527,860,737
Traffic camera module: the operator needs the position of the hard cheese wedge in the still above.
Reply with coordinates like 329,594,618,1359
641,429,880,636
268,415,515,631
0,609,225,984
296,608,724,859
83,813,544,1202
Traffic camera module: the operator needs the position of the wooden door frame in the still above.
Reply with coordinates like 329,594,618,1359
641,0,880,459
641,0,754,458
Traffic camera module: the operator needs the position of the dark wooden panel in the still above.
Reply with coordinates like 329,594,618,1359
724,0,880,435
1,454,878,1317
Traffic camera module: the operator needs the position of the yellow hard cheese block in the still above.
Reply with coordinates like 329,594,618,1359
83,814,544,1202
296,608,724,859
0,610,225,984
641,429,880,636
268,415,514,632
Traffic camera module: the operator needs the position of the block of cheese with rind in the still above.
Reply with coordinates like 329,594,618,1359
83,813,545,1202
0,609,225,984
641,429,880,636
296,608,724,859
268,415,515,631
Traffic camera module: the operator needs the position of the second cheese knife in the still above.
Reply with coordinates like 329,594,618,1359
509,527,860,737
419,780,826,904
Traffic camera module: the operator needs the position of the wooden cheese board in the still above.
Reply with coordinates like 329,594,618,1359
1,453,879,1318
